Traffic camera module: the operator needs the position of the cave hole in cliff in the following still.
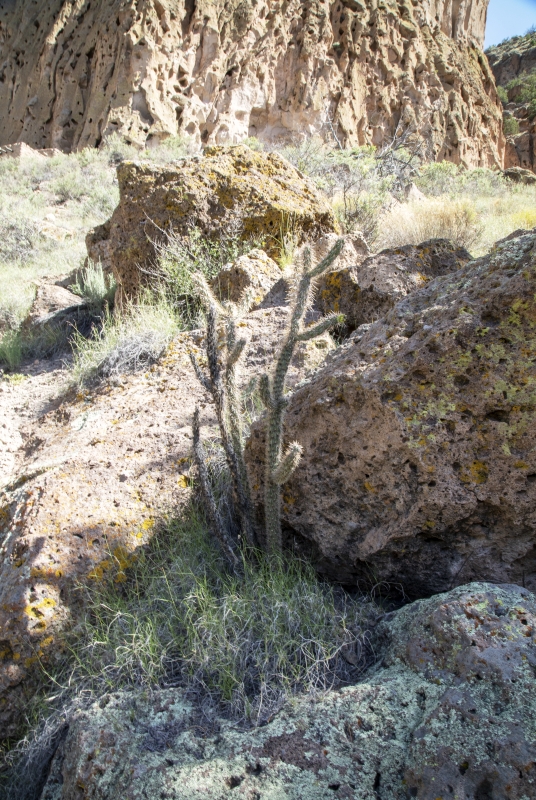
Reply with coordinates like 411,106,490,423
182,0,196,36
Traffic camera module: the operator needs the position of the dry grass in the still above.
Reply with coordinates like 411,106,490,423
376,197,484,251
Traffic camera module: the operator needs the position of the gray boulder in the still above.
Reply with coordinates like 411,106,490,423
39,583,536,800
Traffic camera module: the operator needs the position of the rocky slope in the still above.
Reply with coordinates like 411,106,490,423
39,583,536,800
0,0,503,166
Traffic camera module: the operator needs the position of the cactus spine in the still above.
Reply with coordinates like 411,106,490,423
260,240,344,555
190,275,256,555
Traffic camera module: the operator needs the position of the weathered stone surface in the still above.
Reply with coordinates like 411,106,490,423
246,228,536,595
503,166,536,185
39,583,536,800
309,232,369,270
0,1,503,168
22,284,86,328
106,145,337,304
315,238,472,332
0,300,331,741
85,220,112,273
210,249,281,311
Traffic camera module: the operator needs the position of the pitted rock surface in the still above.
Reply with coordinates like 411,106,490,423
246,228,536,595
39,583,536,800
210,249,282,311
0,1,502,168
315,238,472,332
105,146,337,304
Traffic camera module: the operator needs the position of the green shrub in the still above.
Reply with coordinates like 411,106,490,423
497,85,508,104
505,68,536,118
415,161,506,198
70,260,116,314
503,116,520,135
154,224,262,323
0,329,23,370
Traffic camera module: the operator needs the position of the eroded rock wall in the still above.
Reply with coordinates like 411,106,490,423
0,0,503,166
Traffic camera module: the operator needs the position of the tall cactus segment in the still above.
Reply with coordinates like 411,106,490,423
190,275,256,556
260,240,344,555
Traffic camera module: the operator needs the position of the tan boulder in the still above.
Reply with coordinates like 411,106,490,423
315,239,472,332
104,146,337,305
210,249,281,311
503,166,536,185
246,228,536,596
23,284,85,328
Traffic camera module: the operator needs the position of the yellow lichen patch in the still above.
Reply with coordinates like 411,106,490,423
88,559,112,581
141,518,155,530
25,597,56,618
364,481,377,493
177,475,189,489
460,461,489,485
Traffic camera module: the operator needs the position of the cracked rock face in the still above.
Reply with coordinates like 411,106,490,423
246,228,536,596
0,0,502,167
39,583,536,800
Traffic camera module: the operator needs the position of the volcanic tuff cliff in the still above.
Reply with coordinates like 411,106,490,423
0,0,503,166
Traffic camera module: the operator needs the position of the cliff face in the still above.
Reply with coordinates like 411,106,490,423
0,0,503,167
486,32,536,172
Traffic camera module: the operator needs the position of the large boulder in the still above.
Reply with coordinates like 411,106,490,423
39,583,536,800
246,228,536,596
315,238,472,332
102,146,338,305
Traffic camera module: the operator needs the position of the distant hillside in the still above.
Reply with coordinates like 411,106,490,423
486,29,536,172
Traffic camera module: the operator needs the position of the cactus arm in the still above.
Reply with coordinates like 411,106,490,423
272,442,303,485
263,240,343,555
296,313,344,342
189,351,212,393
308,239,344,278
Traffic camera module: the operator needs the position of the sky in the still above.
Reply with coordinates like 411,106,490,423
485,0,536,48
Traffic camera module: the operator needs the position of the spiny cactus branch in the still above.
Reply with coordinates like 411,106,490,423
296,313,344,342
190,272,257,550
273,442,303,486
261,239,344,555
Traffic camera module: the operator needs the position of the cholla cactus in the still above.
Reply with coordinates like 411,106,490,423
260,240,344,555
190,275,256,556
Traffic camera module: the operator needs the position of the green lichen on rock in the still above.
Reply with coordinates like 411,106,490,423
39,583,536,800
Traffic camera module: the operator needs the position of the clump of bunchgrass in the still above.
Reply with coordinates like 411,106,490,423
34,505,376,725
70,296,180,385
